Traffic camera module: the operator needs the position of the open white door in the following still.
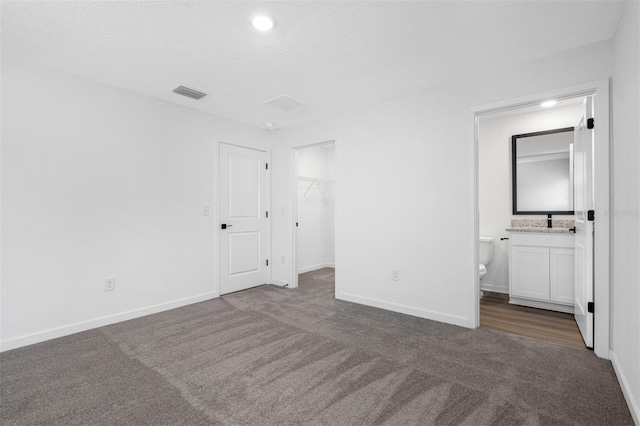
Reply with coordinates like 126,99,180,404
219,143,269,295
573,97,594,348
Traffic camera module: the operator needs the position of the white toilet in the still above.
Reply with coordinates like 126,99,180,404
479,236,495,297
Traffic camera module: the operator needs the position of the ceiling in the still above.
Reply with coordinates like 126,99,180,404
1,1,624,130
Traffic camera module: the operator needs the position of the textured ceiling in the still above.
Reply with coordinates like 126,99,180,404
1,1,624,130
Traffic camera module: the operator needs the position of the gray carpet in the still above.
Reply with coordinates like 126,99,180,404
1,268,632,425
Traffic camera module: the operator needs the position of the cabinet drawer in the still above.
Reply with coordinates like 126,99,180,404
510,232,574,248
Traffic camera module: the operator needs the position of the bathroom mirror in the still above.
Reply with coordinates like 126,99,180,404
512,127,574,215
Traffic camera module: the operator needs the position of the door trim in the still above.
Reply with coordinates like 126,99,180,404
214,140,271,296
468,79,610,358
289,140,336,289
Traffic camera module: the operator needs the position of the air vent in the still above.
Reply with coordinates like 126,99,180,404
264,94,304,111
172,86,208,100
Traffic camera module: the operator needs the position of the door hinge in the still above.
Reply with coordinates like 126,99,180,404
265,163,269,170
266,259,269,266
266,211,269,218
587,118,594,129
588,210,595,221
587,301,594,313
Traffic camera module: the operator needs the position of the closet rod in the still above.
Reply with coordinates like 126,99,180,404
297,175,334,198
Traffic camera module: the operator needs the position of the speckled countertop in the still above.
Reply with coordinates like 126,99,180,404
506,218,575,234
506,226,573,234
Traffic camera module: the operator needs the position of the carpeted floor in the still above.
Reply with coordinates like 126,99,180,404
1,268,633,425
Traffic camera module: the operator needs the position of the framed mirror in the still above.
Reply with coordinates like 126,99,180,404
512,127,574,215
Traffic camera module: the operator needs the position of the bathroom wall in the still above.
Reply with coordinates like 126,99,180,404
478,104,582,293
297,144,335,273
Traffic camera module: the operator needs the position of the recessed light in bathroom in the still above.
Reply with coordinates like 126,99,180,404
541,100,558,108
252,14,275,31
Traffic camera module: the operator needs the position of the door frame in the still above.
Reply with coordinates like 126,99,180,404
468,79,610,358
214,140,271,296
289,140,337,289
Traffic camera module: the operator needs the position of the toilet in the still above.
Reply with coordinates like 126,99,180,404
479,236,495,297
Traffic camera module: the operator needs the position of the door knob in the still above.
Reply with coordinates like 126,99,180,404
221,224,233,229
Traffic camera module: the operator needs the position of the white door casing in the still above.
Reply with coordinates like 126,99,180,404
470,79,609,358
219,143,269,295
573,96,594,348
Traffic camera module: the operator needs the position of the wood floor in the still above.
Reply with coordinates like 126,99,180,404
480,292,587,350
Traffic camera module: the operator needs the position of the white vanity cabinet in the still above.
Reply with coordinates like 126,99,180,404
509,232,575,313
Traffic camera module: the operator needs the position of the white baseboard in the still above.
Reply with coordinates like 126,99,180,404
480,282,509,294
337,291,471,328
270,279,289,287
610,350,640,425
0,292,219,352
298,263,335,274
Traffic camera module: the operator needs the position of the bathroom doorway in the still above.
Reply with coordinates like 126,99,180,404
470,80,610,357
292,142,335,288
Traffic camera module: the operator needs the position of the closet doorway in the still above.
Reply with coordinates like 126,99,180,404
292,142,335,288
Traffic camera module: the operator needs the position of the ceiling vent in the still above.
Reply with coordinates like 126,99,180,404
264,94,305,111
172,85,208,100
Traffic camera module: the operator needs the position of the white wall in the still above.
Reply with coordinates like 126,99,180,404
0,60,269,350
297,144,335,273
611,0,640,422
479,105,581,293
270,40,613,327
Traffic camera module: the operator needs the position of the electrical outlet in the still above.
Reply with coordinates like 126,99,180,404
281,255,286,264
391,269,400,281
104,276,115,292
203,205,210,216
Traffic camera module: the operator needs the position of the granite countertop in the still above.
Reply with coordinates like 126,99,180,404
506,227,574,234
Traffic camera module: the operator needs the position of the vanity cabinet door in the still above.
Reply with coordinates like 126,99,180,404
550,248,575,304
510,246,550,300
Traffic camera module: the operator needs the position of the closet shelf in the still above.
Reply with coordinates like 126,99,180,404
297,175,334,198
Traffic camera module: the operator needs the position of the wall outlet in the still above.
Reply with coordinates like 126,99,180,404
391,269,400,281
203,205,210,216
104,276,115,292
281,255,286,264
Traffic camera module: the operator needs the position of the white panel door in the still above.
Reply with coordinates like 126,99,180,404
511,245,550,300
574,97,594,348
219,143,268,295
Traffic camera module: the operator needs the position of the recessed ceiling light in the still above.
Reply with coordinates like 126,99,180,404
252,15,275,31
541,100,558,108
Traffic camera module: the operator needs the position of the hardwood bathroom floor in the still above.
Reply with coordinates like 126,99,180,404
480,292,586,350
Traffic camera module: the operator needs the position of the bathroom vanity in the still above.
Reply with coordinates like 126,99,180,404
504,126,578,314
507,229,575,314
